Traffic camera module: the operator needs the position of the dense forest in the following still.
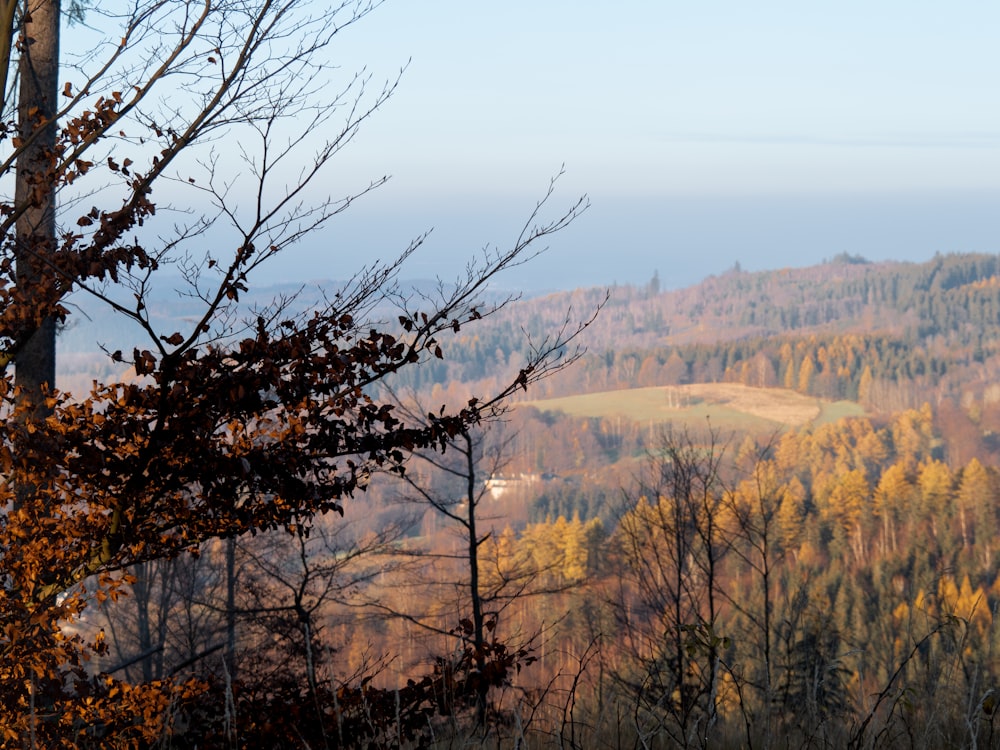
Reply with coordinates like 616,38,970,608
395,252,1000,415
76,252,1000,747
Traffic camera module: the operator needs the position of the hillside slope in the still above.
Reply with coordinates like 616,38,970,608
403,253,1000,421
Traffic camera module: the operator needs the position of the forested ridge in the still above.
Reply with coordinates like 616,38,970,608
63,252,1000,413
381,253,1000,418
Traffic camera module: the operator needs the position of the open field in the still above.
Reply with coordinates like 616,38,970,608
522,383,865,431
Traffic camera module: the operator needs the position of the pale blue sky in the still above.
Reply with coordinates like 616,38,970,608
333,1,1000,195
73,2,1000,291
298,1,1000,291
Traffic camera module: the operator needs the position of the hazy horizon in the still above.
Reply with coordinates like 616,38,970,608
272,186,1000,294
240,2,1000,294
63,3,1000,295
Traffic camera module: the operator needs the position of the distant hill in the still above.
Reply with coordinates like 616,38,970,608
55,273,513,394
392,252,1000,423
479,250,1000,352
59,253,1000,438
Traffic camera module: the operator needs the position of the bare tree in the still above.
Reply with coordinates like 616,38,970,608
612,427,732,750
723,442,784,747
378,420,530,731
368,389,598,738
234,521,406,736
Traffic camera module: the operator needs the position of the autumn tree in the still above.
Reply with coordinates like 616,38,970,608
0,2,590,745
612,428,731,748
724,448,786,744
957,457,997,569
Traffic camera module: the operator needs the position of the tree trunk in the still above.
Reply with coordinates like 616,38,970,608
462,428,488,726
14,0,59,409
226,536,237,682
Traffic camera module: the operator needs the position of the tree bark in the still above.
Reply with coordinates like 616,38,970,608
14,0,59,409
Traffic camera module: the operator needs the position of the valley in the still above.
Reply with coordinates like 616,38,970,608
64,251,1000,746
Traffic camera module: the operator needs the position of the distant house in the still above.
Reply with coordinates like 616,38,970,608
484,473,539,500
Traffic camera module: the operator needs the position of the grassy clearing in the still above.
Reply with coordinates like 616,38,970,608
815,399,867,424
522,383,865,431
